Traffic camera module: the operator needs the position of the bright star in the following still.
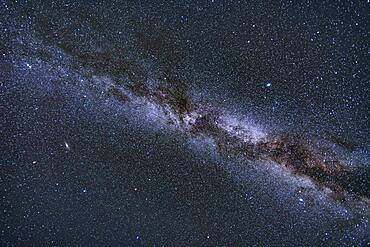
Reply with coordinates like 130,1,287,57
265,82,272,88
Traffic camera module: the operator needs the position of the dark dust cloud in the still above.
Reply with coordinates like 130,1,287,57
1,0,369,246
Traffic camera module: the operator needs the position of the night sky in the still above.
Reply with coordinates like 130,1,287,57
1,0,369,246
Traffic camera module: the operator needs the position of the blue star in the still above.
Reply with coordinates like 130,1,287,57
265,81,272,88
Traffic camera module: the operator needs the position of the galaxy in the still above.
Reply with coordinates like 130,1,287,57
1,0,369,246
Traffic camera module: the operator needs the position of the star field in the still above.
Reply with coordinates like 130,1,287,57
1,0,369,246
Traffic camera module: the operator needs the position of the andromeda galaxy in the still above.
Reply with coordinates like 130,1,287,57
1,1,369,246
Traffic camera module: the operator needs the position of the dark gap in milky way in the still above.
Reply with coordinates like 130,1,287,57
188,110,370,199
328,134,358,152
256,134,370,199
137,28,186,70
